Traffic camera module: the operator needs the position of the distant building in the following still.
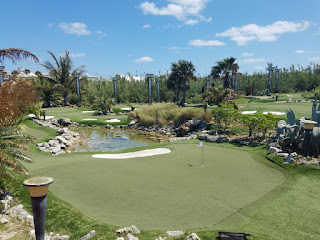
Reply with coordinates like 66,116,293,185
113,73,145,81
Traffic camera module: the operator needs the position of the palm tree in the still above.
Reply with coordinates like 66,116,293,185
41,50,85,106
167,60,196,105
211,57,239,89
0,48,39,63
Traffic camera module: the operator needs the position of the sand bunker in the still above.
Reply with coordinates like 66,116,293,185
92,148,171,159
120,107,131,111
263,111,286,115
105,119,121,123
83,118,97,121
241,111,257,115
82,111,96,113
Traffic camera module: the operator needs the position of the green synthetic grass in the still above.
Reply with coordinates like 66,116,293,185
42,107,129,126
23,142,285,230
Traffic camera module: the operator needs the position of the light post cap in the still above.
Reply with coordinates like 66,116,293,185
303,120,318,130
23,177,53,197
146,73,154,78
75,73,81,78
0,66,5,71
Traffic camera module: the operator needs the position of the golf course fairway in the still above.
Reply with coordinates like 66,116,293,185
26,143,286,230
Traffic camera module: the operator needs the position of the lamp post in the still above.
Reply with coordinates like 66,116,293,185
23,177,54,240
206,76,210,88
146,74,154,105
0,66,5,85
75,73,81,106
303,120,317,157
275,67,280,93
114,74,119,104
266,63,275,95
156,77,160,103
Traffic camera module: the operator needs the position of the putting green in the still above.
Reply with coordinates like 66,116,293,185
26,143,286,230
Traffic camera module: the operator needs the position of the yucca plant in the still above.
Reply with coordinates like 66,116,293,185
0,125,34,191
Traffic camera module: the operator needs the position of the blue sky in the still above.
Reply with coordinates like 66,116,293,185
1,0,320,77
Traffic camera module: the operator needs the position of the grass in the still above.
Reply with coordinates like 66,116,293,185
41,107,129,126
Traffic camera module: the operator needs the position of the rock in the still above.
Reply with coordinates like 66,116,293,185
30,229,35,236
57,118,71,126
80,230,96,240
43,142,50,149
155,238,165,240
270,147,281,154
17,210,28,221
116,238,125,240
165,230,185,237
128,120,137,126
284,155,297,163
126,234,139,240
54,150,66,156
276,152,289,158
60,235,70,240
52,234,61,240
197,134,208,140
7,204,24,215
217,136,230,143
187,233,201,240
0,216,9,224
206,135,219,142
116,225,140,235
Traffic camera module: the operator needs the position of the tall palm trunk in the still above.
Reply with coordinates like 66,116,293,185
176,87,180,103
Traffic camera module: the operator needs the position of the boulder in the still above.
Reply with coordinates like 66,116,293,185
217,136,230,143
197,134,208,141
276,152,289,158
284,155,298,163
57,118,71,126
187,233,201,240
80,230,96,240
165,230,185,237
126,233,138,240
206,135,219,142
270,147,281,154
116,225,140,235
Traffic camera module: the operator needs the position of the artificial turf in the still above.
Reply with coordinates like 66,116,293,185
24,140,285,230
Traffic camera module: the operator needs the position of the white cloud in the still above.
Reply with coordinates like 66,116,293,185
140,0,211,25
242,52,254,57
254,66,265,70
58,22,91,35
189,39,225,47
96,30,107,38
296,50,305,54
217,21,310,45
309,57,320,61
134,57,154,62
185,19,199,25
143,24,151,28
70,53,86,58
241,58,267,64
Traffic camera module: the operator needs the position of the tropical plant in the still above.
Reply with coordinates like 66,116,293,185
211,57,239,89
211,104,240,133
242,113,278,139
0,125,34,191
0,48,39,63
203,86,237,106
41,50,85,106
167,60,196,105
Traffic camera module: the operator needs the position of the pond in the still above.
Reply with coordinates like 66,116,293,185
67,127,160,152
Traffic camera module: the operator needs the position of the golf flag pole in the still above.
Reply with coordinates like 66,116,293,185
197,141,205,166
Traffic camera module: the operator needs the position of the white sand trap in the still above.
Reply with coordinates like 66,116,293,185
83,118,97,121
92,148,171,159
105,119,121,123
120,107,131,111
28,114,35,117
82,111,96,113
263,111,286,116
40,116,54,120
241,111,257,115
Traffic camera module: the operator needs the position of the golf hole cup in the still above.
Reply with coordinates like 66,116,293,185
23,177,53,240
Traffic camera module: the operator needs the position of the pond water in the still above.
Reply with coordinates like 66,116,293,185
67,128,157,152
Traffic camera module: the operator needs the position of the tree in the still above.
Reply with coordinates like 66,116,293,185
167,60,195,105
0,48,39,63
211,57,239,89
41,50,85,106
203,86,237,107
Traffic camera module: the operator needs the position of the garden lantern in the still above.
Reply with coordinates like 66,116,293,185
23,177,54,240
0,66,5,85
303,120,317,157
146,74,154,105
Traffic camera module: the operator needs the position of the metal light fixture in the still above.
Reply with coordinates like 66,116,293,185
146,74,154,105
23,177,54,240
0,66,5,85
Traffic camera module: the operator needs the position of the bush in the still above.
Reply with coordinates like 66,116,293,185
133,103,207,127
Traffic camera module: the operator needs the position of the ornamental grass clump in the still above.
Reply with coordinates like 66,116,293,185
129,103,208,127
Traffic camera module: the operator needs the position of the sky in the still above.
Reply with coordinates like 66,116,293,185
1,0,320,78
